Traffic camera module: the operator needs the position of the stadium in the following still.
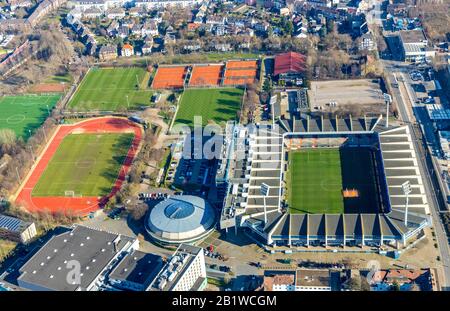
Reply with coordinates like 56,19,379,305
219,115,431,250
145,195,217,245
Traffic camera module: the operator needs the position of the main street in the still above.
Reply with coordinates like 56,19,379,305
383,61,450,289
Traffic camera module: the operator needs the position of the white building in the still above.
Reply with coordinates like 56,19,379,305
149,244,207,291
399,30,435,62
264,269,332,291
0,214,37,244
134,0,203,9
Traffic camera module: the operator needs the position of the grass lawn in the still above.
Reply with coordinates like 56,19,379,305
0,94,60,140
68,67,153,111
32,133,134,197
0,239,17,263
174,88,244,127
287,148,380,214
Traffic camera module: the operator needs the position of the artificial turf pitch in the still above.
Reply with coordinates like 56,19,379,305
32,133,134,197
0,94,60,140
174,88,244,127
68,67,153,111
287,148,379,214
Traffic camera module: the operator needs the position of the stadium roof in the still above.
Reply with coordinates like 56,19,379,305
274,52,306,76
146,195,216,244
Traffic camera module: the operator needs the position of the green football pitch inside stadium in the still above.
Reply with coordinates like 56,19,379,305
68,67,153,111
0,94,60,140
32,133,134,197
287,147,380,214
174,88,244,127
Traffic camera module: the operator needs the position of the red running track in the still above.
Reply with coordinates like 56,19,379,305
15,117,143,216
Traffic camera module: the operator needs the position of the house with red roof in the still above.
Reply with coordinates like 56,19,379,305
273,51,307,86
121,43,134,57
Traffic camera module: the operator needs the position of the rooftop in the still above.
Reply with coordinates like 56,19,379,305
296,269,331,288
17,226,136,291
399,30,427,44
109,250,163,287
0,214,32,233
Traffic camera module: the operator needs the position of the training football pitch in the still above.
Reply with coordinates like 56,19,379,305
174,88,244,127
32,133,134,197
287,147,379,214
0,94,60,140
68,67,153,111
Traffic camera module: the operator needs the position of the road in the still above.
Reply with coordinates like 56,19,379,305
384,62,450,289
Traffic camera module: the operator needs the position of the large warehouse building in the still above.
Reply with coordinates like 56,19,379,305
145,195,217,245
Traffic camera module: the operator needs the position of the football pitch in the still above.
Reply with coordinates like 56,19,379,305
287,147,379,214
174,88,244,127
32,133,134,197
68,67,153,111
0,94,60,140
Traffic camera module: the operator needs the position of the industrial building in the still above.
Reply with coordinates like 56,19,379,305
145,195,217,245
149,244,207,291
0,214,36,244
108,250,163,291
17,226,139,291
399,30,435,62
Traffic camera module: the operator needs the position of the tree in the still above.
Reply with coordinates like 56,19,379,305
347,276,362,291
0,129,17,154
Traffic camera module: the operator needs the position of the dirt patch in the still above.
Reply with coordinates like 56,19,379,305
29,83,67,93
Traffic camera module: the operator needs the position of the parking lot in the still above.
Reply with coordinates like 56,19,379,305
309,79,385,112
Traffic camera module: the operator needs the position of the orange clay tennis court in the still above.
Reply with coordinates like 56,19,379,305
189,64,223,86
15,117,143,216
223,60,258,85
152,66,187,89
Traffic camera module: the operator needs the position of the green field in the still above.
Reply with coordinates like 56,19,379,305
0,94,60,140
68,67,153,111
32,133,134,197
174,88,244,127
287,148,379,214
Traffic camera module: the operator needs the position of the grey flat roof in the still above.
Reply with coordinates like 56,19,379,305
250,170,280,178
109,250,163,286
384,168,418,177
271,214,289,236
399,30,427,44
383,160,416,168
344,214,362,236
290,214,307,236
326,214,344,236
18,226,135,291
249,178,280,187
307,214,325,236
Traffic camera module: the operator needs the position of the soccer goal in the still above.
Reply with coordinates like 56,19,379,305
64,190,75,197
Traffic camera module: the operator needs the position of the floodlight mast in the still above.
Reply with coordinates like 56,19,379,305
401,180,412,226
261,183,270,225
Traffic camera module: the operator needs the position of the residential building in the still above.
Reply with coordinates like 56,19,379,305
106,7,125,19
121,43,134,56
359,32,375,51
0,214,36,244
98,44,117,60
17,225,139,291
149,244,207,291
263,269,332,291
134,0,203,9
368,269,437,291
